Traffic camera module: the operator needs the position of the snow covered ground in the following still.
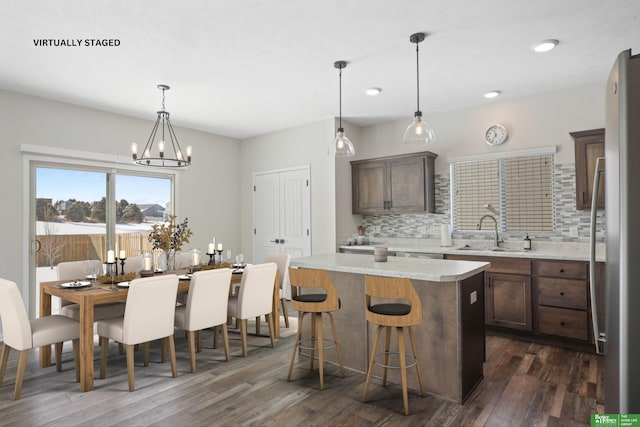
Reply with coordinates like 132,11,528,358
36,221,155,235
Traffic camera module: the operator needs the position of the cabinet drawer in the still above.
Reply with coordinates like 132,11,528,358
538,278,588,310
446,255,531,275
538,306,588,340
533,260,587,279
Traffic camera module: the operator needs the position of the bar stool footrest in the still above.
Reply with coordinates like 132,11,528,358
374,351,417,369
298,337,337,352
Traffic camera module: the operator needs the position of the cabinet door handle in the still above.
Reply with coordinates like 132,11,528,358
559,269,565,273
582,191,587,204
560,321,566,326
560,292,565,296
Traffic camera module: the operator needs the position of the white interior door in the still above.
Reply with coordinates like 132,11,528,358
253,166,311,298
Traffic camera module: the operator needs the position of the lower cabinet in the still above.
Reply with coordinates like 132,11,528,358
446,254,599,351
486,272,532,331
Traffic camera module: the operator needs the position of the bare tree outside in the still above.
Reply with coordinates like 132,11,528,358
39,204,64,268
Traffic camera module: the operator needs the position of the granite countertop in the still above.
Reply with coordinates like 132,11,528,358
290,253,490,282
338,238,606,262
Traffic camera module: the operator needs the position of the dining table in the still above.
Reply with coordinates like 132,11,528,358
39,267,280,392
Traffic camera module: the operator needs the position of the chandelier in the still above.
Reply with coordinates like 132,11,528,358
131,84,192,167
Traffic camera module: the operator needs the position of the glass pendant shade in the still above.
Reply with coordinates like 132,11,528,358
403,112,435,144
334,127,355,157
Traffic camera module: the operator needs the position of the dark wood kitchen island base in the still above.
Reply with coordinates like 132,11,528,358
290,253,489,403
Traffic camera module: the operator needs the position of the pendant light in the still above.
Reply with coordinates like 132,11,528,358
403,33,435,144
333,60,355,157
131,84,192,167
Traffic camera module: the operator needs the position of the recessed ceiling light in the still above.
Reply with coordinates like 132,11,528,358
484,90,501,99
365,87,381,96
531,39,559,53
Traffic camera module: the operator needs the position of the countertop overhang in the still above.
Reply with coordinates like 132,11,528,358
290,252,489,282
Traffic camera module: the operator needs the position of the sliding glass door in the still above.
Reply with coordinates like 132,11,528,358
32,163,172,315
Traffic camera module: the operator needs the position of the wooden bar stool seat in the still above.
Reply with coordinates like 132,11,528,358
287,268,345,390
362,275,425,416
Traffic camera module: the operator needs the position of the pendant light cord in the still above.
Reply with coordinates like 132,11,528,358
415,42,420,113
339,66,343,129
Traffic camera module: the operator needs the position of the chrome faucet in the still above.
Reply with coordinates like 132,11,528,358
478,215,503,248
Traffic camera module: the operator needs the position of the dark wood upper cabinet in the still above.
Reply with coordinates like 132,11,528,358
351,151,437,214
571,128,605,210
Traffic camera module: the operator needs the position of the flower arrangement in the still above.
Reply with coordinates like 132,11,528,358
148,215,193,252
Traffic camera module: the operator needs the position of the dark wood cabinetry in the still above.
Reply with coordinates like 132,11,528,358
351,151,436,214
446,254,600,351
446,255,532,331
534,260,590,342
571,128,605,210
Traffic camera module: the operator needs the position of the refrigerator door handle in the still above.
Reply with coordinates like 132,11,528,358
590,156,606,355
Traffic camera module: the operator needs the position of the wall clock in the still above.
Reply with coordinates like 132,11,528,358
485,124,508,146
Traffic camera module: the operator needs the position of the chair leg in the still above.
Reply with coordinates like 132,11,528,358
288,312,306,382
187,330,196,373
281,298,289,328
0,344,10,386
213,325,219,349
167,336,177,378
221,324,230,362
255,316,261,336
143,342,150,367
196,330,203,353
100,336,109,379
54,342,62,372
72,339,80,383
240,319,248,357
383,326,392,386
309,314,316,371
398,327,409,416
363,325,383,402
408,327,425,396
126,344,135,392
316,313,324,391
13,350,29,400
266,313,275,348
328,312,345,377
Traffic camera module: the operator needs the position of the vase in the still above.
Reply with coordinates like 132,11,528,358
167,249,176,272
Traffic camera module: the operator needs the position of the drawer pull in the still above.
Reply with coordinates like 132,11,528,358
560,292,565,296
560,269,565,273
560,321,566,326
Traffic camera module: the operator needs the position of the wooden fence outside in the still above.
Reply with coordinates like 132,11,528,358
36,232,154,267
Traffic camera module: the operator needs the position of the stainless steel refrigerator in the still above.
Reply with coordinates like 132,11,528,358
591,48,640,413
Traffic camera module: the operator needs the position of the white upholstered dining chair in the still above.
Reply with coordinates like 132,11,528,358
174,268,233,372
264,251,291,329
227,263,278,357
0,278,80,400
97,274,179,392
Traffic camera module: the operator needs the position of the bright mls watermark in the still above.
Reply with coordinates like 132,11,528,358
591,414,640,427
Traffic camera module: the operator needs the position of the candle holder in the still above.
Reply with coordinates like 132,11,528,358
207,252,215,266
117,257,127,276
215,249,223,266
106,262,117,290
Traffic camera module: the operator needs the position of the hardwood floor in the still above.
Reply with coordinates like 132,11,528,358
0,327,604,426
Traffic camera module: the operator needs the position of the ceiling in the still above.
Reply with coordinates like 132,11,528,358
2,0,639,140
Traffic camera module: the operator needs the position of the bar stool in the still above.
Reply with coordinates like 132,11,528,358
287,268,345,390
362,275,425,416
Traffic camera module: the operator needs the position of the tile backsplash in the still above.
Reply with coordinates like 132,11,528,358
361,163,605,243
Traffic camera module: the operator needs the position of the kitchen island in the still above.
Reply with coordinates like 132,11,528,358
290,253,490,403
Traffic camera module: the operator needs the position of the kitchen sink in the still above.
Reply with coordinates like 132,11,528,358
456,244,526,253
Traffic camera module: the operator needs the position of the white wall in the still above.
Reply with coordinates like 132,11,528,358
0,89,241,317
239,118,337,262
336,82,606,233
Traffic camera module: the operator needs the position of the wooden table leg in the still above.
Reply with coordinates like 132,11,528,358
39,286,52,368
79,295,95,392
